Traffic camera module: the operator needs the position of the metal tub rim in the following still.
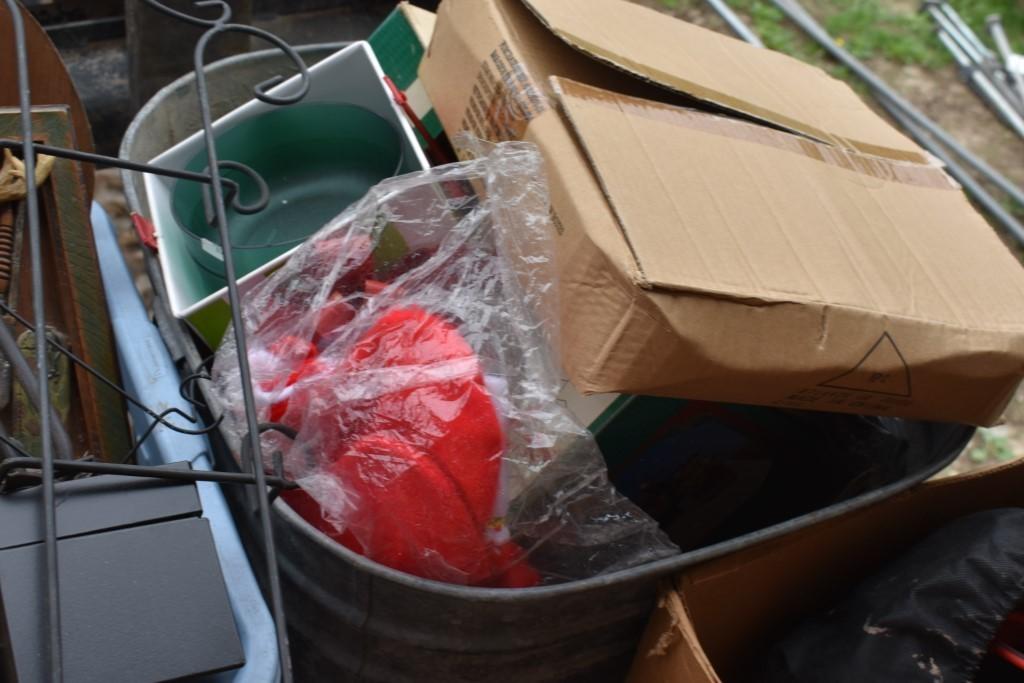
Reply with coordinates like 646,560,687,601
119,43,975,601
266,435,969,599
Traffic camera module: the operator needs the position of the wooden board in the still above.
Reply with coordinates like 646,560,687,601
0,105,129,461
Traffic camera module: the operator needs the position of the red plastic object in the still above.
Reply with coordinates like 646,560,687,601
273,306,538,587
130,212,158,252
992,643,1024,671
383,75,452,165
992,611,1024,671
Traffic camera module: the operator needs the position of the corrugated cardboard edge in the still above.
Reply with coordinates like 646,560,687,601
519,0,926,164
549,76,650,289
627,582,720,683
400,1,436,46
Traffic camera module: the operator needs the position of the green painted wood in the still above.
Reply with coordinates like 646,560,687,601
12,328,70,457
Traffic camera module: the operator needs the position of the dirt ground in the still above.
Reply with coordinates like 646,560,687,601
100,2,1024,478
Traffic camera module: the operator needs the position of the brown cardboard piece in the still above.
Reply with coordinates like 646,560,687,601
420,0,1024,425
523,0,924,162
401,2,436,46
626,459,1024,683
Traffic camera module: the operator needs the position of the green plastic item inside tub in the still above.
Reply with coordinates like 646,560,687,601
172,102,403,281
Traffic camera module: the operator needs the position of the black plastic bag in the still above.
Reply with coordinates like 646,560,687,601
760,508,1024,683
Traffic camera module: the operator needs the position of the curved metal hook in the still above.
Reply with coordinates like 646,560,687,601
189,22,308,683
196,23,310,106
239,423,299,473
179,371,212,410
202,160,271,225
177,371,225,437
219,161,270,214
119,406,220,464
140,0,230,28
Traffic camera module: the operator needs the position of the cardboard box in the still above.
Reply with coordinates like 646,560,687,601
369,2,443,141
626,458,1024,682
420,0,1024,425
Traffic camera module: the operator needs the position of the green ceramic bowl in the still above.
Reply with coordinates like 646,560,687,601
172,102,403,280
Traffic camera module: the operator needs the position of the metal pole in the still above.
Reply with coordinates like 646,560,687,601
126,0,252,109
702,0,1024,244
2,1,61,680
136,3,310,679
0,456,298,489
704,0,764,48
771,0,1024,211
936,28,1024,137
925,3,1024,130
192,30,297,676
924,1,988,67
132,1,311,676
937,2,995,62
986,14,1024,110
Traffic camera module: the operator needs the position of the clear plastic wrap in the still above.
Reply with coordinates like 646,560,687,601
213,140,678,587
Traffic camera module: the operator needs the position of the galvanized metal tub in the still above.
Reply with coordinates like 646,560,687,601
121,46,974,683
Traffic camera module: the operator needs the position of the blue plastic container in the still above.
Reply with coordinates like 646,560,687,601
91,203,279,682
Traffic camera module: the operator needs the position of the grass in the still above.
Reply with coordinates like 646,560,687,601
822,1,941,67
656,0,848,79
657,0,1024,70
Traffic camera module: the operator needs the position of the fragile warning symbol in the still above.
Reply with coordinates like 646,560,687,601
819,332,911,397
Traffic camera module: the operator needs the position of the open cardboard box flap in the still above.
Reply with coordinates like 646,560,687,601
420,0,1024,425
522,0,923,162
553,77,1024,323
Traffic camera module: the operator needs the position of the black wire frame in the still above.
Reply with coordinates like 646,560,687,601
2,1,309,680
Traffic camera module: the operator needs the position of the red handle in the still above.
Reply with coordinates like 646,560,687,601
130,212,159,253
384,75,452,166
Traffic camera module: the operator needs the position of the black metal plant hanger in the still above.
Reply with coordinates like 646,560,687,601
1,1,310,680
